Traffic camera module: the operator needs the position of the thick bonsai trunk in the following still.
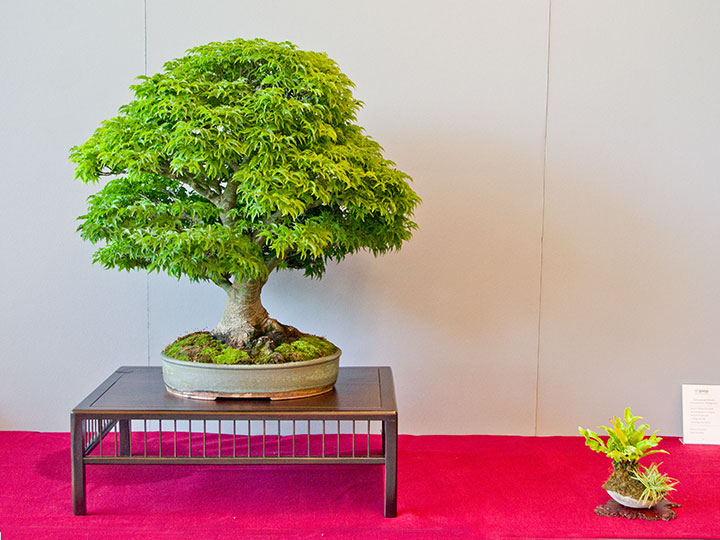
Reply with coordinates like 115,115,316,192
212,279,298,349
213,280,270,348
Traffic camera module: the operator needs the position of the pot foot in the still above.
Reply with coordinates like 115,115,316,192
165,384,334,400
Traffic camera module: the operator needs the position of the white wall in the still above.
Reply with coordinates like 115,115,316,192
0,1,148,432
1,1,718,435
537,0,720,435
144,0,549,436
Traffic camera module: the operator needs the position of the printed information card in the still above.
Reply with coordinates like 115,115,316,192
682,384,720,444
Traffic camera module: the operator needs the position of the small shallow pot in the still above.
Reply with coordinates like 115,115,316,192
606,490,654,509
162,349,341,400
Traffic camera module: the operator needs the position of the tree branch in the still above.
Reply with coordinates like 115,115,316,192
213,276,233,293
266,257,280,274
217,179,239,226
179,175,222,205
155,164,223,204
220,180,239,209
251,211,281,246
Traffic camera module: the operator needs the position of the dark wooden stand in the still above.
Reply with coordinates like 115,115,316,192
71,366,398,517
594,499,680,521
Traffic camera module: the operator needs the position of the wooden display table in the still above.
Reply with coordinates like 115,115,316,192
71,366,398,517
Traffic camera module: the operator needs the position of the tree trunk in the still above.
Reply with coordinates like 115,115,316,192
213,279,271,348
212,278,300,349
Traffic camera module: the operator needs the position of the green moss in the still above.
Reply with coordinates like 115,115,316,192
164,332,248,365
602,461,646,500
214,347,250,365
275,335,337,362
253,352,273,365
164,332,336,365
164,345,189,362
164,341,186,359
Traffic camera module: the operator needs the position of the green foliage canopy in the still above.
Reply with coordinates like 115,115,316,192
578,407,667,463
70,38,420,289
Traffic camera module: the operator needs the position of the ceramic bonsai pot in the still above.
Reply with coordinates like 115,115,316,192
606,490,654,509
161,349,341,400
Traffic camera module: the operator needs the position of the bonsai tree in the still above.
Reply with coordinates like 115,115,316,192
579,408,677,507
70,38,420,363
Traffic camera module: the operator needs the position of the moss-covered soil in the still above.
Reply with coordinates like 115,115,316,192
164,331,338,365
602,461,646,500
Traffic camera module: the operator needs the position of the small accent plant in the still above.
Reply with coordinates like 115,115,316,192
579,408,677,506
632,463,678,506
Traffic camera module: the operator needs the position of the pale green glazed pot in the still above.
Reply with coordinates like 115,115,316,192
161,349,341,400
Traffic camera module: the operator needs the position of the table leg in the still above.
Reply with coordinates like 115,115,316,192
119,419,131,456
384,415,398,517
71,413,86,515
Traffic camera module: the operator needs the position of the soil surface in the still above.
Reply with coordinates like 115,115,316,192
164,331,337,365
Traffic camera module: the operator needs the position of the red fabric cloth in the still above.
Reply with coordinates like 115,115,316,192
0,432,717,539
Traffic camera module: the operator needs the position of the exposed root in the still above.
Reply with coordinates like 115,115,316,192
212,317,301,350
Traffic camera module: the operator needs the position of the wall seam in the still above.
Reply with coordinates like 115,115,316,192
534,0,552,437
144,0,150,366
